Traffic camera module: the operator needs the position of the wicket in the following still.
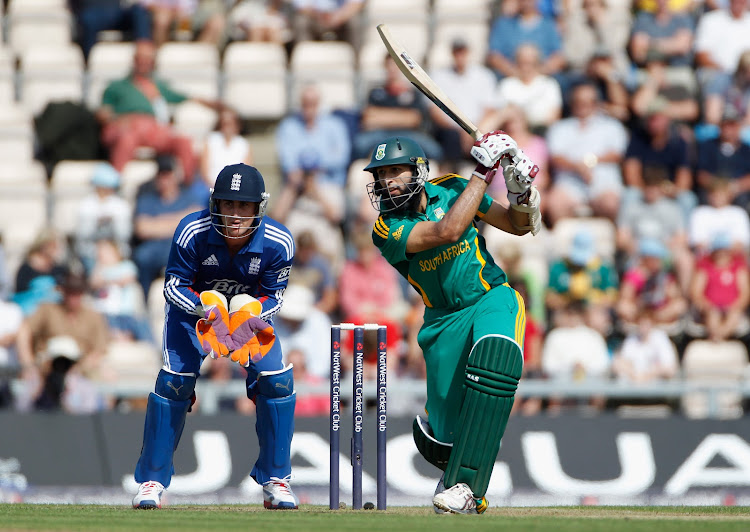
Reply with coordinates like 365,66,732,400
329,323,387,510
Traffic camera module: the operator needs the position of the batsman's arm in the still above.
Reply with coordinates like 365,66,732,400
480,199,532,236
405,174,493,254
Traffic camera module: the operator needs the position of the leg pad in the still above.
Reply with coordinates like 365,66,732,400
444,336,523,497
413,415,452,472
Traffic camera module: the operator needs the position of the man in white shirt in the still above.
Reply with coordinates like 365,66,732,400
428,38,498,172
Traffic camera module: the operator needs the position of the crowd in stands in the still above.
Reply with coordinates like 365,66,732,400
2,0,750,419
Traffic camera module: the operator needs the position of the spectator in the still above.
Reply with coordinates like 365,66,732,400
541,302,611,412
480,103,550,202
544,82,628,225
704,50,750,128
132,156,205,300
562,0,631,86
90,239,151,342
694,0,750,110
289,230,338,316
694,106,750,208
576,50,630,122
611,307,679,384
274,283,332,380
141,0,227,47
622,99,696,222
96,40,220,182
487,0,566,81
286,349,329,417
227,0,290,44
688,232,750,342
75,162,133,272
71,0,152,61
547,228,619,336
688,178,750,255
353,54,443,161
275,84,351,188
630,52,699,124
489,43,563,134
290,0,365,49
429,38,498,172
493,239,546,326
338,229,405,377
615,238,688,338
199,107,253,188
15,271,110,387
12,230,67,316
617,167,692,290
628,0,695,72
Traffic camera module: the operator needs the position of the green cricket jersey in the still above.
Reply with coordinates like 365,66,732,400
372,174,508,312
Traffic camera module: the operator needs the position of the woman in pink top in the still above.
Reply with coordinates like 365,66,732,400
689,233,750,341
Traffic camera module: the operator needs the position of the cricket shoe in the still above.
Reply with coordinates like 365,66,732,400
432,482,488,514
263,477,299,509
132,481,164,509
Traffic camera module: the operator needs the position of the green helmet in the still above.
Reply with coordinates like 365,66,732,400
364,136,429,172
364,137,430,213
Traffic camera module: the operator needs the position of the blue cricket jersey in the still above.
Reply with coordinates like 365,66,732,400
163,209,295,322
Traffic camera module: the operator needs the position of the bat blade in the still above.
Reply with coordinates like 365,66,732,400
376,23,482,141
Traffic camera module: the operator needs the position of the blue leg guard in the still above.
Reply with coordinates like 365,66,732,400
134,370,196,488
250,364,296,485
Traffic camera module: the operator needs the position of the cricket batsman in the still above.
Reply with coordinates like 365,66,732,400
365,133,540,513
132,163,299,510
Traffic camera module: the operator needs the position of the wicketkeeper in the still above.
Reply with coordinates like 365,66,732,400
132,163,299,510
365,133,540,513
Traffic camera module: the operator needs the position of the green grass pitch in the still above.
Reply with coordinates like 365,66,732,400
0,505,749,531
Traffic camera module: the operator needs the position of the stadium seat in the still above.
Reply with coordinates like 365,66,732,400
223,41,286,75
681,340,749,419
172,100,219,152
102,339,162,389
290,41,357,110
86,41,135,108
20,44,84,75
0,46,16,103
156,42,220,100
0,181,48,279
432,0,493,22
8,18,73,57
359,21,429,64
120,159,157,203
223,77,288,120
19,44,85,115
357,41,388,97
222,41,288,119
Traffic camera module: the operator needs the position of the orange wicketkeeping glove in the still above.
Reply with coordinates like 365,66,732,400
228,294,275,367
195,290,234,357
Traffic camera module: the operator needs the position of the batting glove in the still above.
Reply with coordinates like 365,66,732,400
195,290,235,357
470,130,518,169
502,148,540,205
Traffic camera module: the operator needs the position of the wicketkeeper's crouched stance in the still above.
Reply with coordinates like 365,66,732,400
132,164,299,510
366,133,541,514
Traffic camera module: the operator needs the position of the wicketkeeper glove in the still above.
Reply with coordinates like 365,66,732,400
195,290,235,357
227,294,276,367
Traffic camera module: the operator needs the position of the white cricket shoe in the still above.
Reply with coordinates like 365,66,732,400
432,482,488,514
132,481,164,510
262,477,299,509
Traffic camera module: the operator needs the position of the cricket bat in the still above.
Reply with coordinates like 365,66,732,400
376,23,482,141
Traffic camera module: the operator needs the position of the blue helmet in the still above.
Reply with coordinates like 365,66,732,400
209,163,269,238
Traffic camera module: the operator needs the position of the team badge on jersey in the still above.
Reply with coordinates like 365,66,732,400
433,207,445,220
375,143,387,161
248,256,262,275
